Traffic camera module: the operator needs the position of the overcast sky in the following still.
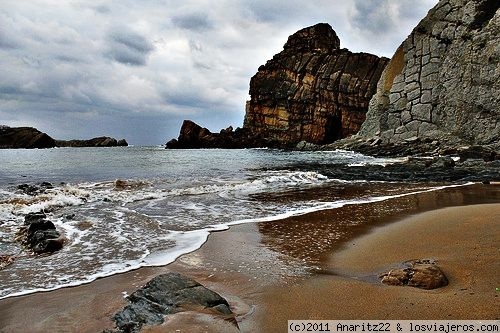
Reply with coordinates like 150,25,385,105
0,0,438,145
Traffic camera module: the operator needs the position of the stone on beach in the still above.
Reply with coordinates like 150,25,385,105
379,259,449,290
112,272,234,333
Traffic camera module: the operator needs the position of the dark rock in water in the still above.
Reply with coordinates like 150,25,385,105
0,125,128,149
112,272,233,333
166,120,283,149
0,126,56,149
379,259,448,290
24,212,48,225
30,234,64,254
458,146,498,162
426,156,455,169
17,212,64,254
18,182,54,196
27,219,56,234
56,136,128,147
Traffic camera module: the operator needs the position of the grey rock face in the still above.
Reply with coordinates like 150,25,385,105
112,272,233,333
359,0,500,151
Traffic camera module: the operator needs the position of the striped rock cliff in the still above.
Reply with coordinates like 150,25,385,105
243,23,388,145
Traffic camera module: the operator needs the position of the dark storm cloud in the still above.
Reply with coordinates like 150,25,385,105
171,13,213,31
106,29,154,66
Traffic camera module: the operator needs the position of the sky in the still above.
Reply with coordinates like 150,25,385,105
0,0,438,145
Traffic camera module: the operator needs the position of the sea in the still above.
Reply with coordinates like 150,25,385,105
0,146,470,299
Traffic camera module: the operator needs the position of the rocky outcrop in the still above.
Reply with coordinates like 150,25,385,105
167,24,388,149
0,125,128,148
55,137,128,147
111,272,233,333
16,212,64,255
243,23,388,145
0,126,56,149
166,120,284,149
355,0,500,153
379,259,449,290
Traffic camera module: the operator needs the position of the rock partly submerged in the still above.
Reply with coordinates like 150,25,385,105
165,120,284,149
15,211,64,255
109,272,234,333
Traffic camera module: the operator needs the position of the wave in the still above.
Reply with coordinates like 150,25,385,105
0,181,473,300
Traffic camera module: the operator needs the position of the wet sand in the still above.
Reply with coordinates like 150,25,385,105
0,184,498,332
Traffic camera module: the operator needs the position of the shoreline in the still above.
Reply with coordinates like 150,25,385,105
0,184,498,332
0,182,476,301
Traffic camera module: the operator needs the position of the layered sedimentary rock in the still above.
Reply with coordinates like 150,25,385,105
243,23,388,145
358,0,500,151
0,126,56,149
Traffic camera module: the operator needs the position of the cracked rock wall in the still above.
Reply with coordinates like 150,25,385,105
359,0,500,149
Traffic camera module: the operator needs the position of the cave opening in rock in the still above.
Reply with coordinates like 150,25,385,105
324,114,343,143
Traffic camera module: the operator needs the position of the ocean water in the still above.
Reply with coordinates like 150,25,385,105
0,147,460,299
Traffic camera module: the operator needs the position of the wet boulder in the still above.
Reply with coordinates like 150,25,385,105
112,272,233,332
17,212,64,254
379,259,448,290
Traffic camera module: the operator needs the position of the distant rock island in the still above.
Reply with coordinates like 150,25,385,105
0,126,56,149
167,0,499,158
0,125,128,149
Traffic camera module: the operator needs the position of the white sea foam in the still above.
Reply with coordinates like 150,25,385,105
0,179,474,300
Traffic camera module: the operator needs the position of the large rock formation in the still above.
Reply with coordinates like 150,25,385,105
165,120,282,149
243,23,388,145
356,0,500,152
166,23,388,149
0,126,56,149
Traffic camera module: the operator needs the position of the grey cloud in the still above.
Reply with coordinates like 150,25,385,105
0,31,19,49
106,29,154,66
172,13,213,31
352,0,394,32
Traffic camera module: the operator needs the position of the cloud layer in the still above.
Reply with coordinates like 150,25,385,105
0,0,437,145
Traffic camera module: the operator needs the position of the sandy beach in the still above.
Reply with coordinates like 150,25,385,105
0,183,498,332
